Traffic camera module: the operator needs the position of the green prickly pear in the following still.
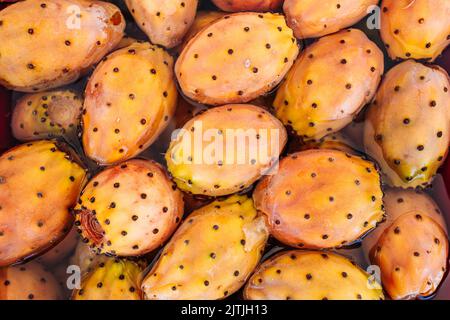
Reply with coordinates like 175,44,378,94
273,29,384,141
244,250,384,300
0,0,125,92
0,140,86,267
82,42,177,165
141,195,269,300
74,159,184,257
176,12,299,105
253,149,384,249
364,60,450,189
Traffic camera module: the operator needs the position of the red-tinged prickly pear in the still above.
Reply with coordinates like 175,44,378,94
73,258,143,300
273,29,384,141
125,0,198,49
166,104,287,197
0,261,63,300
380,0,450,62
36,226,79,266
244,250,384,300
177,11,226,52
0,140,86,267
74,159,184,257
212,0,283,12
82,42,177,165
11,90,82,143
70,241,108,276
0,0,125,92
253,149,384,249
364,60,450,189
362,188,448,300
176,12,299,105
141,195,269,300
283,0,378,39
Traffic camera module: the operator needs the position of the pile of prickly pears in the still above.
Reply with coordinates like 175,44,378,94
0,0,449,301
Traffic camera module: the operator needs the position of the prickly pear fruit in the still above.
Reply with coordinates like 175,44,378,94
125,0,198,49
176,12,299,105
178,11,226,52
73,258,142,300
75,159,183,257
141,195,269,300
380,0,450,61
0,261,63,300
36,226,79,266
244,250,384,300
0,140,86,267
70,241,108,276
283,0,378,39
364,60,450,189
0,0,125,92
0,87,12,153
253,149,384,249
297,133,358,155
274,29,384,141
166,104,287,197
11,90,82,142
363,188,448,300
212,0,283,12
82,42,177,165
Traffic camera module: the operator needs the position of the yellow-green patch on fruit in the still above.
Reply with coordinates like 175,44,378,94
166,104,287,197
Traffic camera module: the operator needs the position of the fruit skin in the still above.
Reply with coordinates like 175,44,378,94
70,241,108,276
73,258,142,300
0,140,86,267
74,159,184,257
176,12,299,106
0,261,63,300
177,11,226,52
125,0,198,49
36,226,79,266
82,42,177,165
141,195,269,300
362,188,448,300
212,0,283,12
283,0,378,39
244,250,384,300
0,0,125,92
253,149,384,249
12,90,82,142
296,133,358,155
166,104,287,197
274,29,384,141
364,60,450,189
380,0,450,62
